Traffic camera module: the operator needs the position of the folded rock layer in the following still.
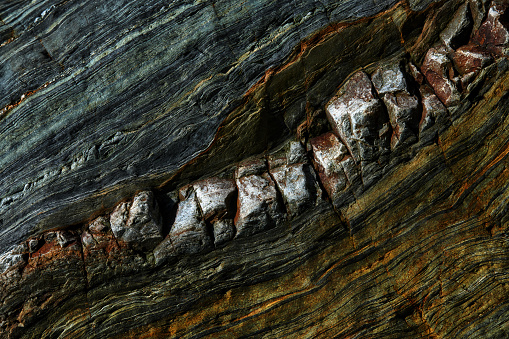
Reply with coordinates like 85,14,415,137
1,0,509,338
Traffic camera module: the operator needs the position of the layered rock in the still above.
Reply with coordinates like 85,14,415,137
1,0,509,338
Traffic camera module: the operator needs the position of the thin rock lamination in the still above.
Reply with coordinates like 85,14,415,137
1,1,509,338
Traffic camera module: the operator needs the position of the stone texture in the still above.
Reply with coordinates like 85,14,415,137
383,92,421,148
371,63,408,94
309,132,353,208
453,44,493,74
212,219,235,247
270,163,316,217
193,178,236,221
168,190,212,255
419,85,449,135
235,162,285,238
421,47,461,106
440,3,473,49
2,1,509,338
110,191,163,251
325,71,385,162
473,3,509,54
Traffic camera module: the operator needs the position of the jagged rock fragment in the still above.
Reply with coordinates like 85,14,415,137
110,191,163,251
419,85,449,134
270,163,316,217
309,133,351,207
169,190,212,255
473,4,509,54
287,141,308,165
383,92,420,148
326,71,385,162
213,219,235,246
440,3,473,49
453,44,493,75
371,64,408,94
56,231,76,248
409,62,424,84
235,161,285,238
193,178,236,221
421,48,461,106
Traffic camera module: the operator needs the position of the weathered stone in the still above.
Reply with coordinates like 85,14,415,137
88,216,111,234
287,141,308,165
309,133,349,205
81,231,96,248
110,191,163,250
419,85,449,134
453,44,493,75
27,238,39,253
371,64,408,95
326,71,385,162
382,92,420,148
270,163,316,217
0,246,25,275
422,48,461,106
56,231,76,248
409,62,424,84
193,178,237,221
235,158,267,178
169,190,212,255
440,3,473,49
235,167,285,238
473,4,509,54
153,238,177,266
212,219,235,247
422,47,455,79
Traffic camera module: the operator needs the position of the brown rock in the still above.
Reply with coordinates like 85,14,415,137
473,4,509,54
309,133,350,206
422,48,461,106
453,44,493,75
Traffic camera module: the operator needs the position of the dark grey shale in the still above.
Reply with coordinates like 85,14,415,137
0,0,427,251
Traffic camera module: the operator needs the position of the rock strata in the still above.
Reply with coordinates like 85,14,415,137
1,0,509,338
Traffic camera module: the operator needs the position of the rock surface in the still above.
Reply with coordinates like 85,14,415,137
1,0,509,338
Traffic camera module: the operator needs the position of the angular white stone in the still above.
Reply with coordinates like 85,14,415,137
169,190,212,255
235,172,284,238
110,191,163,250
270,163,315,217
193,178,236,221
371,64,408,95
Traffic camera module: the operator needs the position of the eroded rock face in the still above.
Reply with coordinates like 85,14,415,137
326,71,385,162
110,191,163,251
422,47,461,106
2,1,509,338
235,160,285,238
169,190,212,255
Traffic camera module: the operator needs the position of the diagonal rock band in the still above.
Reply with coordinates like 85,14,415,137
2,0,507,273
1,0,509,337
